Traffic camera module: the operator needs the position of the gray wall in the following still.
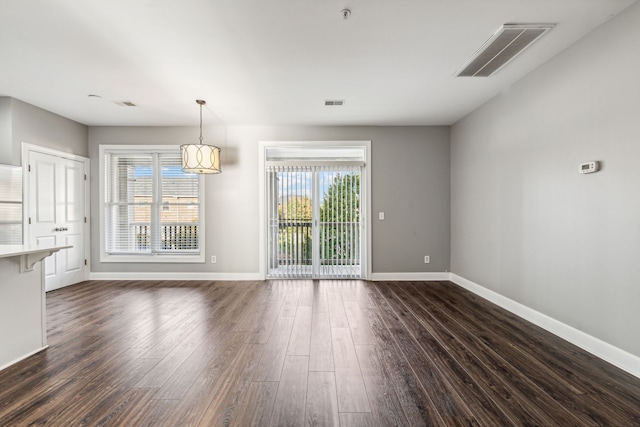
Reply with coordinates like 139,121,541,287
12,98,88,161
0,98,12,164
89,125,450,275
451,2,640,357
0,97,88,165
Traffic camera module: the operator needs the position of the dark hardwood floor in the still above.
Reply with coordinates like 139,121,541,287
1,279,639,426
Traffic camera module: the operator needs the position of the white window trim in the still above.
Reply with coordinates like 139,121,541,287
99,145,205,263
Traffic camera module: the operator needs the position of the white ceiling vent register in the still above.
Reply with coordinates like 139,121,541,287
456,24,555,77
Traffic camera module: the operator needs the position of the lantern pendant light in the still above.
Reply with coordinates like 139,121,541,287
180,99,221,174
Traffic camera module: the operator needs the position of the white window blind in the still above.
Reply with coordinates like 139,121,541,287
267,164,362,279
104,150,202,258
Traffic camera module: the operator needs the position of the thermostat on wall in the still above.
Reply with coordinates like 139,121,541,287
579,161,599,174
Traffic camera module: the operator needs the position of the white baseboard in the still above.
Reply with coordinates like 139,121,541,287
370,272,450,281
89,272,262,281
450,273,640,379
0,346,48,372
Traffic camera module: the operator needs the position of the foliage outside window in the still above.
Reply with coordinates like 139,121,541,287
319,172,360,265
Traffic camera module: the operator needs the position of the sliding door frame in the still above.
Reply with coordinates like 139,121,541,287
258,140,372,280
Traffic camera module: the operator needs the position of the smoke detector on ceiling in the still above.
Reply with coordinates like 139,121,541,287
456,23,555,77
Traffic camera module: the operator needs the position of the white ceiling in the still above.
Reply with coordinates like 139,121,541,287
0,0,635,127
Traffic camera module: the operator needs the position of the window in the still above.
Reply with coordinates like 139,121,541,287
100,146,204,263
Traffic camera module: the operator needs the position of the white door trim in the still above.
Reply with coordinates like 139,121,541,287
258,140,372,280
21,142,91,284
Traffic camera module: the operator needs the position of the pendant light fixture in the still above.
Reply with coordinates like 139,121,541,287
180,99,221,174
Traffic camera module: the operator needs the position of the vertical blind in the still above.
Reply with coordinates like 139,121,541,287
104,150,201,256
317,165,361,279
267,164,362,279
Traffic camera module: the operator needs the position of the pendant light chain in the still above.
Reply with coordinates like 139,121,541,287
198,99,205,145
200,108,203,144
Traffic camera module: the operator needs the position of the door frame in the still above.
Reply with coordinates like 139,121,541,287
21,142,91,284
258,140,372,280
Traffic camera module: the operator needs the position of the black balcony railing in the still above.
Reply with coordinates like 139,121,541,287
278,220,313,265
135,223,198,251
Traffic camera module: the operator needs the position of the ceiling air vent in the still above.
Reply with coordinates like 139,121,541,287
324,100,345,106
456,24,554,77
113,100,137,107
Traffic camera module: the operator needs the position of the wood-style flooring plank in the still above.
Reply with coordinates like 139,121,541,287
308,310,334,372
90,387,158,427
305,371,340,426
279,285,301,317
297,280,315,307
135,322,212,389
331,327,361,374
233,382,278,427
0,377,79,426
269,355,309,427
234,286,286,344
252,316,295,382
311,282,329,313
331,328,370,413
151,329,233,401
287,306,312,356
195,342,265,426
158,331,250,427
117,398,179,427
355,344,409,427
335,374,371,414
327,291,349,328
343,300,374,345
339,412,377,426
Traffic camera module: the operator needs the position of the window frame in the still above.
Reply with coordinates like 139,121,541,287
99,145,205,263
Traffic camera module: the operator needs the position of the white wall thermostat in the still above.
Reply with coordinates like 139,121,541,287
579,161,599,174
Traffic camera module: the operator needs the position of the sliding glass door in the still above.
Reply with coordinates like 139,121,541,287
267,165,362,279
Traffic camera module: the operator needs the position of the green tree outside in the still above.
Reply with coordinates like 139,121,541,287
319,172,360,265
278,196,313,264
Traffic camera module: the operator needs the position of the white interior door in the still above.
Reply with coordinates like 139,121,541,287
27,149,88,291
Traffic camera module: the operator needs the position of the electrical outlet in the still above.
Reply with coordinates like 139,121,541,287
211,256,217,263
424,256,430,264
